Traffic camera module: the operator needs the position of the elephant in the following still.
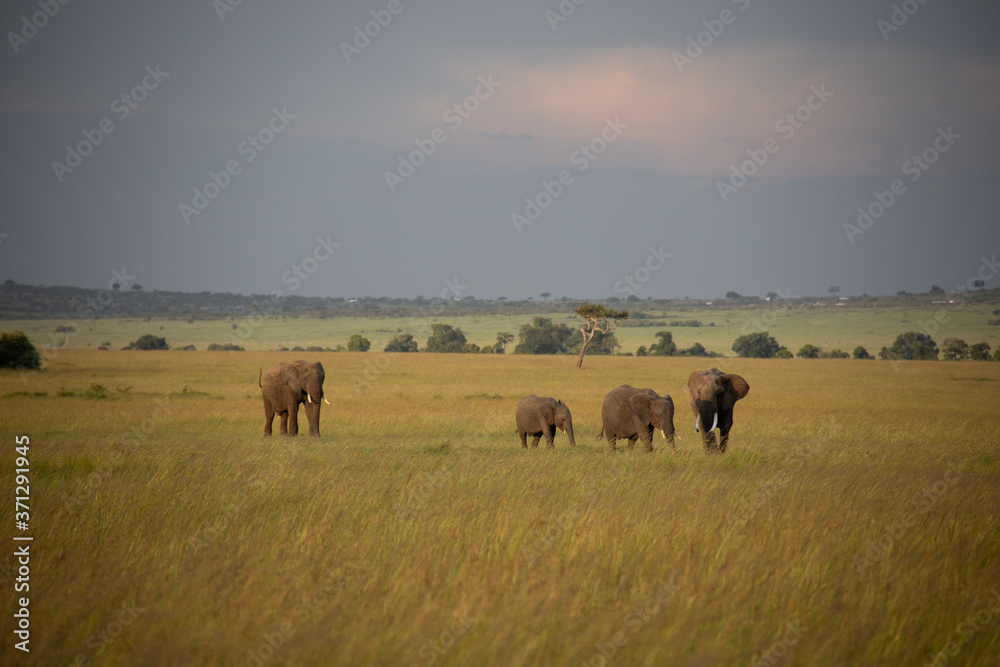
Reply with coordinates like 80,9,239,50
600,385,676,452
515,395,576,448
687,368,749,453
259,360,329,436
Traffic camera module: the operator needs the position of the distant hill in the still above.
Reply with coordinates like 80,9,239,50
0,280,997,321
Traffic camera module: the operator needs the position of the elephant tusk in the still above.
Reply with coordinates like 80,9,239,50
710,412,718,433
695,415,700,432
307,395,313,404
323,397,330,405
660,429,666,439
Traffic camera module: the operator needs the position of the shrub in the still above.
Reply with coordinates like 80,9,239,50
823,349,850,359
127,334,169,350
0,331,41,370
774,349,794,359
347,334,371,352
732,332,785,358
941,338,969,360
514,318,576,355
797,344,822,359
636,345,647,357
384,333,418,353
879,332,938,361
206,343,244,351
648,331,677,356
676,342,718,357
969,342,992,361
853,346,872,360
425,324,467,353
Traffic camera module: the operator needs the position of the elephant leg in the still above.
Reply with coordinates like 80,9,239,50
544,424,556,449
519,431,528,448
263,400,275,436
626,435,638,451
279,412,288,435
718,411,734,453
288,407,299,436
607,433,617,452
530,434,541,448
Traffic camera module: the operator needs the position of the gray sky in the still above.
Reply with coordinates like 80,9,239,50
2,0,998,300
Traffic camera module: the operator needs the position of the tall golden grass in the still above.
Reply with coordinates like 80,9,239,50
1,350,998,665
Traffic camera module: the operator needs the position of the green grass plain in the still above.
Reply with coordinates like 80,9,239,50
1,345,999,666
5,298,999,356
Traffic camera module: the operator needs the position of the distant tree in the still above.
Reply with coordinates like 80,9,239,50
0,331,41,370
677,342,718,357
853,346,872,360
973,279,986,290
725,291,742,299
941,338,970,360
994,348,1000,362
765,291,779,300
828,286,840,298
131,284,143,291
647,331,677,356
497,296,507,302
626,294,640,303
797,344,822,359
128,334,168,350
573,302,628,368
635,345,647,357
206,343,244,351
584,328,621,356
929,285,945,295
969,342,992,361
347,334,371,352
514,317,576,355
425,324,467,353
732,332,784,358
879,332,938,361
384,333,418,353
462,342,480,353
495,332,514,354
775,349,794,359
539,292,551,301
897,290,908,297
823,349,850,359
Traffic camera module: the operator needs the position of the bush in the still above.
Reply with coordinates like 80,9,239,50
636,345,647,357
425,324,467,353
347,334,371,352
797,344,822,359
823,349,850,359
879,332,938,361
127,334,169,350
206,343,244,351
969,342,992,361
514,317,576,355
384,333,418,353
941,338,969,360
732,332,785,358
0,331,41,370
774,349,794,359
648,331,677,356
676,342,718,357
853,346,872,360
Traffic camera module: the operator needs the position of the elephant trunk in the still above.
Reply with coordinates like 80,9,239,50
696,403,717,433
305,377,323,436
565,420,577,447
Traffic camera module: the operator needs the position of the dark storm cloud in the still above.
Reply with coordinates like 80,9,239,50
1,0,998,300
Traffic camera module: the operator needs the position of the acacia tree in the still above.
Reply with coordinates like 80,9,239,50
573,303,628,368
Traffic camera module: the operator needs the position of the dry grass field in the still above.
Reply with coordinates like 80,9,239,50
1,350,999,665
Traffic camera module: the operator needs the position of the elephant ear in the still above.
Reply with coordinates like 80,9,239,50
538,400,557,424
628,393,655,424
278,364,303,395
720,374,749,409
313,361,326,384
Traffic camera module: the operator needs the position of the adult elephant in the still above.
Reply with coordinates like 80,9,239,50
687,368,749,453
259,360,329,436
516,395,576,448
600,385,676,452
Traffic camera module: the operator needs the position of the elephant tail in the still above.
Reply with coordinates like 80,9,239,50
257,368,263,388
597,426,605,441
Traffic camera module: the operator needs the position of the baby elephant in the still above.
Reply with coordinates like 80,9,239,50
600,385,676,452
516,396,577,448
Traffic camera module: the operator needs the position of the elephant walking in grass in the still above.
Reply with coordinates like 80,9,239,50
600,385,676,452
516,396,576,448
687,368,749,453
259,360,329,436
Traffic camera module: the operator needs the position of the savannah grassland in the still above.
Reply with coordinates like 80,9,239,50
1,348,1000,666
